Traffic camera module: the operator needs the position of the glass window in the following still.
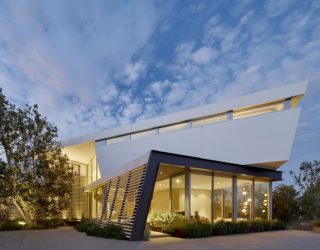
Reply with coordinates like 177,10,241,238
106,135,130,145
192,113,227,127
191,174,211,222
233,101,284,120
150,178,170,214
131,129,157,140
237,179,253,221
159,122,189,134
255,181,269,220
172,175,185,216
214,176,233,221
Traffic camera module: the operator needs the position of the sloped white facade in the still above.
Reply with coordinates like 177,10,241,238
62,80,307,181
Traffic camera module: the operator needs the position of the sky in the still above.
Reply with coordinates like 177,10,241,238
0,0,319,185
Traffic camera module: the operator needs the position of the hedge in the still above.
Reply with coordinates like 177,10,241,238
75,220,126,240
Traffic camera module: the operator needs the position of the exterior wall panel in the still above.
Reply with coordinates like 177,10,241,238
96,108,300,181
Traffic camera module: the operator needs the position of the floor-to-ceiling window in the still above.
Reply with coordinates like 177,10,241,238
191,174,212,221
213,176,233,221
237,179,253,221
172,175,185,215
149,178,170,214
254,181,269,220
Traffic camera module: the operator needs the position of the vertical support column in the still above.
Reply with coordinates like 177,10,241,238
169,177,172,214
251,179,255,221
185,168,191,220
232,176,237,222
211,173,214,223
227,110,233,121
268,182,273,221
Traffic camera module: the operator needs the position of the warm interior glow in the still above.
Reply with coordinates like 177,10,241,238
233,101,285,120
214,176,233,222
237,179,253,221
192,113,227,127
191,174,211,221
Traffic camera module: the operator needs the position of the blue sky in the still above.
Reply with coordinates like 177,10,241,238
0,0,319,185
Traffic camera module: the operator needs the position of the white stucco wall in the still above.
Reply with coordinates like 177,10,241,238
96,108,300,180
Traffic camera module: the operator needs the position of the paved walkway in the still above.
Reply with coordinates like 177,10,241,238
0,227,319,250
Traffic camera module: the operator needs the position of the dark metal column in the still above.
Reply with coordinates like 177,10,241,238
185,168,191,220
232,176,237,222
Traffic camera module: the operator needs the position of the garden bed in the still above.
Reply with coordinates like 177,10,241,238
0,218,66,231
148,213,286,239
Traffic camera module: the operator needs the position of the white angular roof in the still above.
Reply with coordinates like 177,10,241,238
62,80,308,147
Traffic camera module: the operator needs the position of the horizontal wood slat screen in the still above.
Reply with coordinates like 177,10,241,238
97,165,146,238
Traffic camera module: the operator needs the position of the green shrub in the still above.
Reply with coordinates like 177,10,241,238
212,220,228,235
74,219,96,232
271,220,286,230
0,219,25,231
248,220,272,232
36,218,64,228
86,223,105,237
237,221,249,234
185,221,212,238
74,220,126,240
102,224,126,240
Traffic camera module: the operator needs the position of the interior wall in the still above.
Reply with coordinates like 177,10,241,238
150,190,170,214
191,189,211,220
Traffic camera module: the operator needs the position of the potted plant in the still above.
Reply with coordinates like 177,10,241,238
312,221,320,233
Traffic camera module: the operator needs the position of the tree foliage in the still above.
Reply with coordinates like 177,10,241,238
290,161,320,192
0,88,73,223
290,161,320,220
272,185,300,223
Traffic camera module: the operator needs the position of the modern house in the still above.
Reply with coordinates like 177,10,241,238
61,80,307,240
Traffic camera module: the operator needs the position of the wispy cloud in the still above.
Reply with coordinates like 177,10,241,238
0,0,319,180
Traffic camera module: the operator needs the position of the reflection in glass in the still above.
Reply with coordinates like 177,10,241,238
172,175,185,215
214,176,233,221
255,181,269,220
191,174,211,221
237,179,253,221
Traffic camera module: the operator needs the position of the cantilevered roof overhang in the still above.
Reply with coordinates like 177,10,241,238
85,150,282,192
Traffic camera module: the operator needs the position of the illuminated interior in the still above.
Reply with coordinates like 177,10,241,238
214,176,233,221
191,174,211,221
254,181,269,220
149,164,270,223
237,179,253,221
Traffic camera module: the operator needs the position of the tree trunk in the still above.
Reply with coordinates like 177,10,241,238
12,198,30,224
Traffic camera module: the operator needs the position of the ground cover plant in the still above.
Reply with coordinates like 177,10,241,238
0,218,65,231
74,220,127,240
148,213,286,238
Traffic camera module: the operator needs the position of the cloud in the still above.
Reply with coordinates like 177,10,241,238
0,0,319,178
0,0,168,138
192,47,217,64
264,0,296,18
122,62,146,85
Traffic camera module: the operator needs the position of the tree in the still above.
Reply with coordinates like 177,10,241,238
290,161,320,220
0,88,73,224
290,161,320,192
272,185,300,223
299,180,320,220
